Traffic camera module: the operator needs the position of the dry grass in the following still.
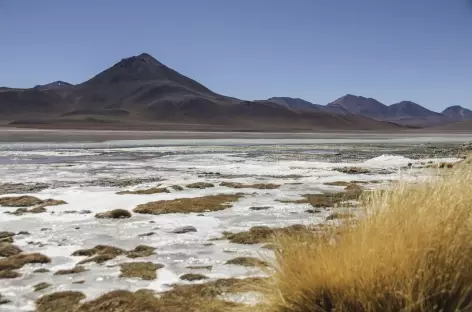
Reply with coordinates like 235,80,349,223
186,182,215,189
127,245,156,258
226,256,269,268
119,262,163,280
224,225,310,244
0,269,20,279
117,186,169,194
334,167,370,174
73,245,126,264
35,277,268,312
0,242,22,257
0,253,51,271
36,291,86,312
278,190,362,208
220,181,280,189
54,266,87,275
133,194,242,215
0,196,66,207
34,282,52,292
261,167,472,312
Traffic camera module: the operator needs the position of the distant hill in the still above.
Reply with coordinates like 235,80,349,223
442,106,472,122
266,95,472,128
268,97,349,115
0,53,402,131
327,94,390,119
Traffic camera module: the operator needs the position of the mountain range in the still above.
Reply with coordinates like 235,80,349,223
1,53,470,131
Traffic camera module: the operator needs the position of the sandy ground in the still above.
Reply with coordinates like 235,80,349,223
1,127,472,143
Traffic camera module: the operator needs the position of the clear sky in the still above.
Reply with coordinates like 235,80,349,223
1,0,471,110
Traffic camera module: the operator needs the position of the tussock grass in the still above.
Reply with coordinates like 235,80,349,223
133,194,242,215
262,168,472,312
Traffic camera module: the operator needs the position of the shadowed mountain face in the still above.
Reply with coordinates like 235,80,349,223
442,106,472,122
0,53,405,131
1,53,468,130
267,96,472,128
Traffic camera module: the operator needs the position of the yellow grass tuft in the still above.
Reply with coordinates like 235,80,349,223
262,167,472,312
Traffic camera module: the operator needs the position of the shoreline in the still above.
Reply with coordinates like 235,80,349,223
1,127,472,143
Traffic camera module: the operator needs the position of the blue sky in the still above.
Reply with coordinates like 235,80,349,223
1,0,471,110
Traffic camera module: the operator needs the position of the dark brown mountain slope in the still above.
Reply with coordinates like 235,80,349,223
1,53,403,131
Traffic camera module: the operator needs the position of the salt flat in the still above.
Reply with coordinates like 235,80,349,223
0,138,466,310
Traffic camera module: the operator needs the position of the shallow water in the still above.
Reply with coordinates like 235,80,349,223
0,139,462,310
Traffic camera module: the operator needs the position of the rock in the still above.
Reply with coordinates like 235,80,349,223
137,232,155,237
33,268,50,273
17,231,30,235
172,226,197,234
72,280,85,284
95,209,131,219
170,185,184,191
180,273,208,281
0,293,11,305
41,228,51,231
306,209,322,214
249,206,271,211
